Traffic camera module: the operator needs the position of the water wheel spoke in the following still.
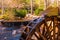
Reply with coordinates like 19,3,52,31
53,18,56,40
42,25,48,37
41,24,45,36
36,28,47,40
34,32,40,39
50,29,53,33
57,28,60,40
24,27,30,33
48,21,52,28
44,20,52,40
37,32,47,40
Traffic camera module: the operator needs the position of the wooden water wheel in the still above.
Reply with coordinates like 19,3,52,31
20,16,60,40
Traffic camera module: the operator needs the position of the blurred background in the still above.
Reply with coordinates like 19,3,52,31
0,0,59,20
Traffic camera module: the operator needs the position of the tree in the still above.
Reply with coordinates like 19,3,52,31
44,0,51,9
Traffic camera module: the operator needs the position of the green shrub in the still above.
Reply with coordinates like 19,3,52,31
34,9,43,16
2,9,15,20
3,15,9,20
14,9,27,18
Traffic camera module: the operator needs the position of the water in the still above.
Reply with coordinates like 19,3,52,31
0,26,22,40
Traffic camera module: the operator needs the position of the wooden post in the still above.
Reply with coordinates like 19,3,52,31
44,0,47,10
31,0,33,14
2,0,4,15
58,0,60,15
44,0,51,10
